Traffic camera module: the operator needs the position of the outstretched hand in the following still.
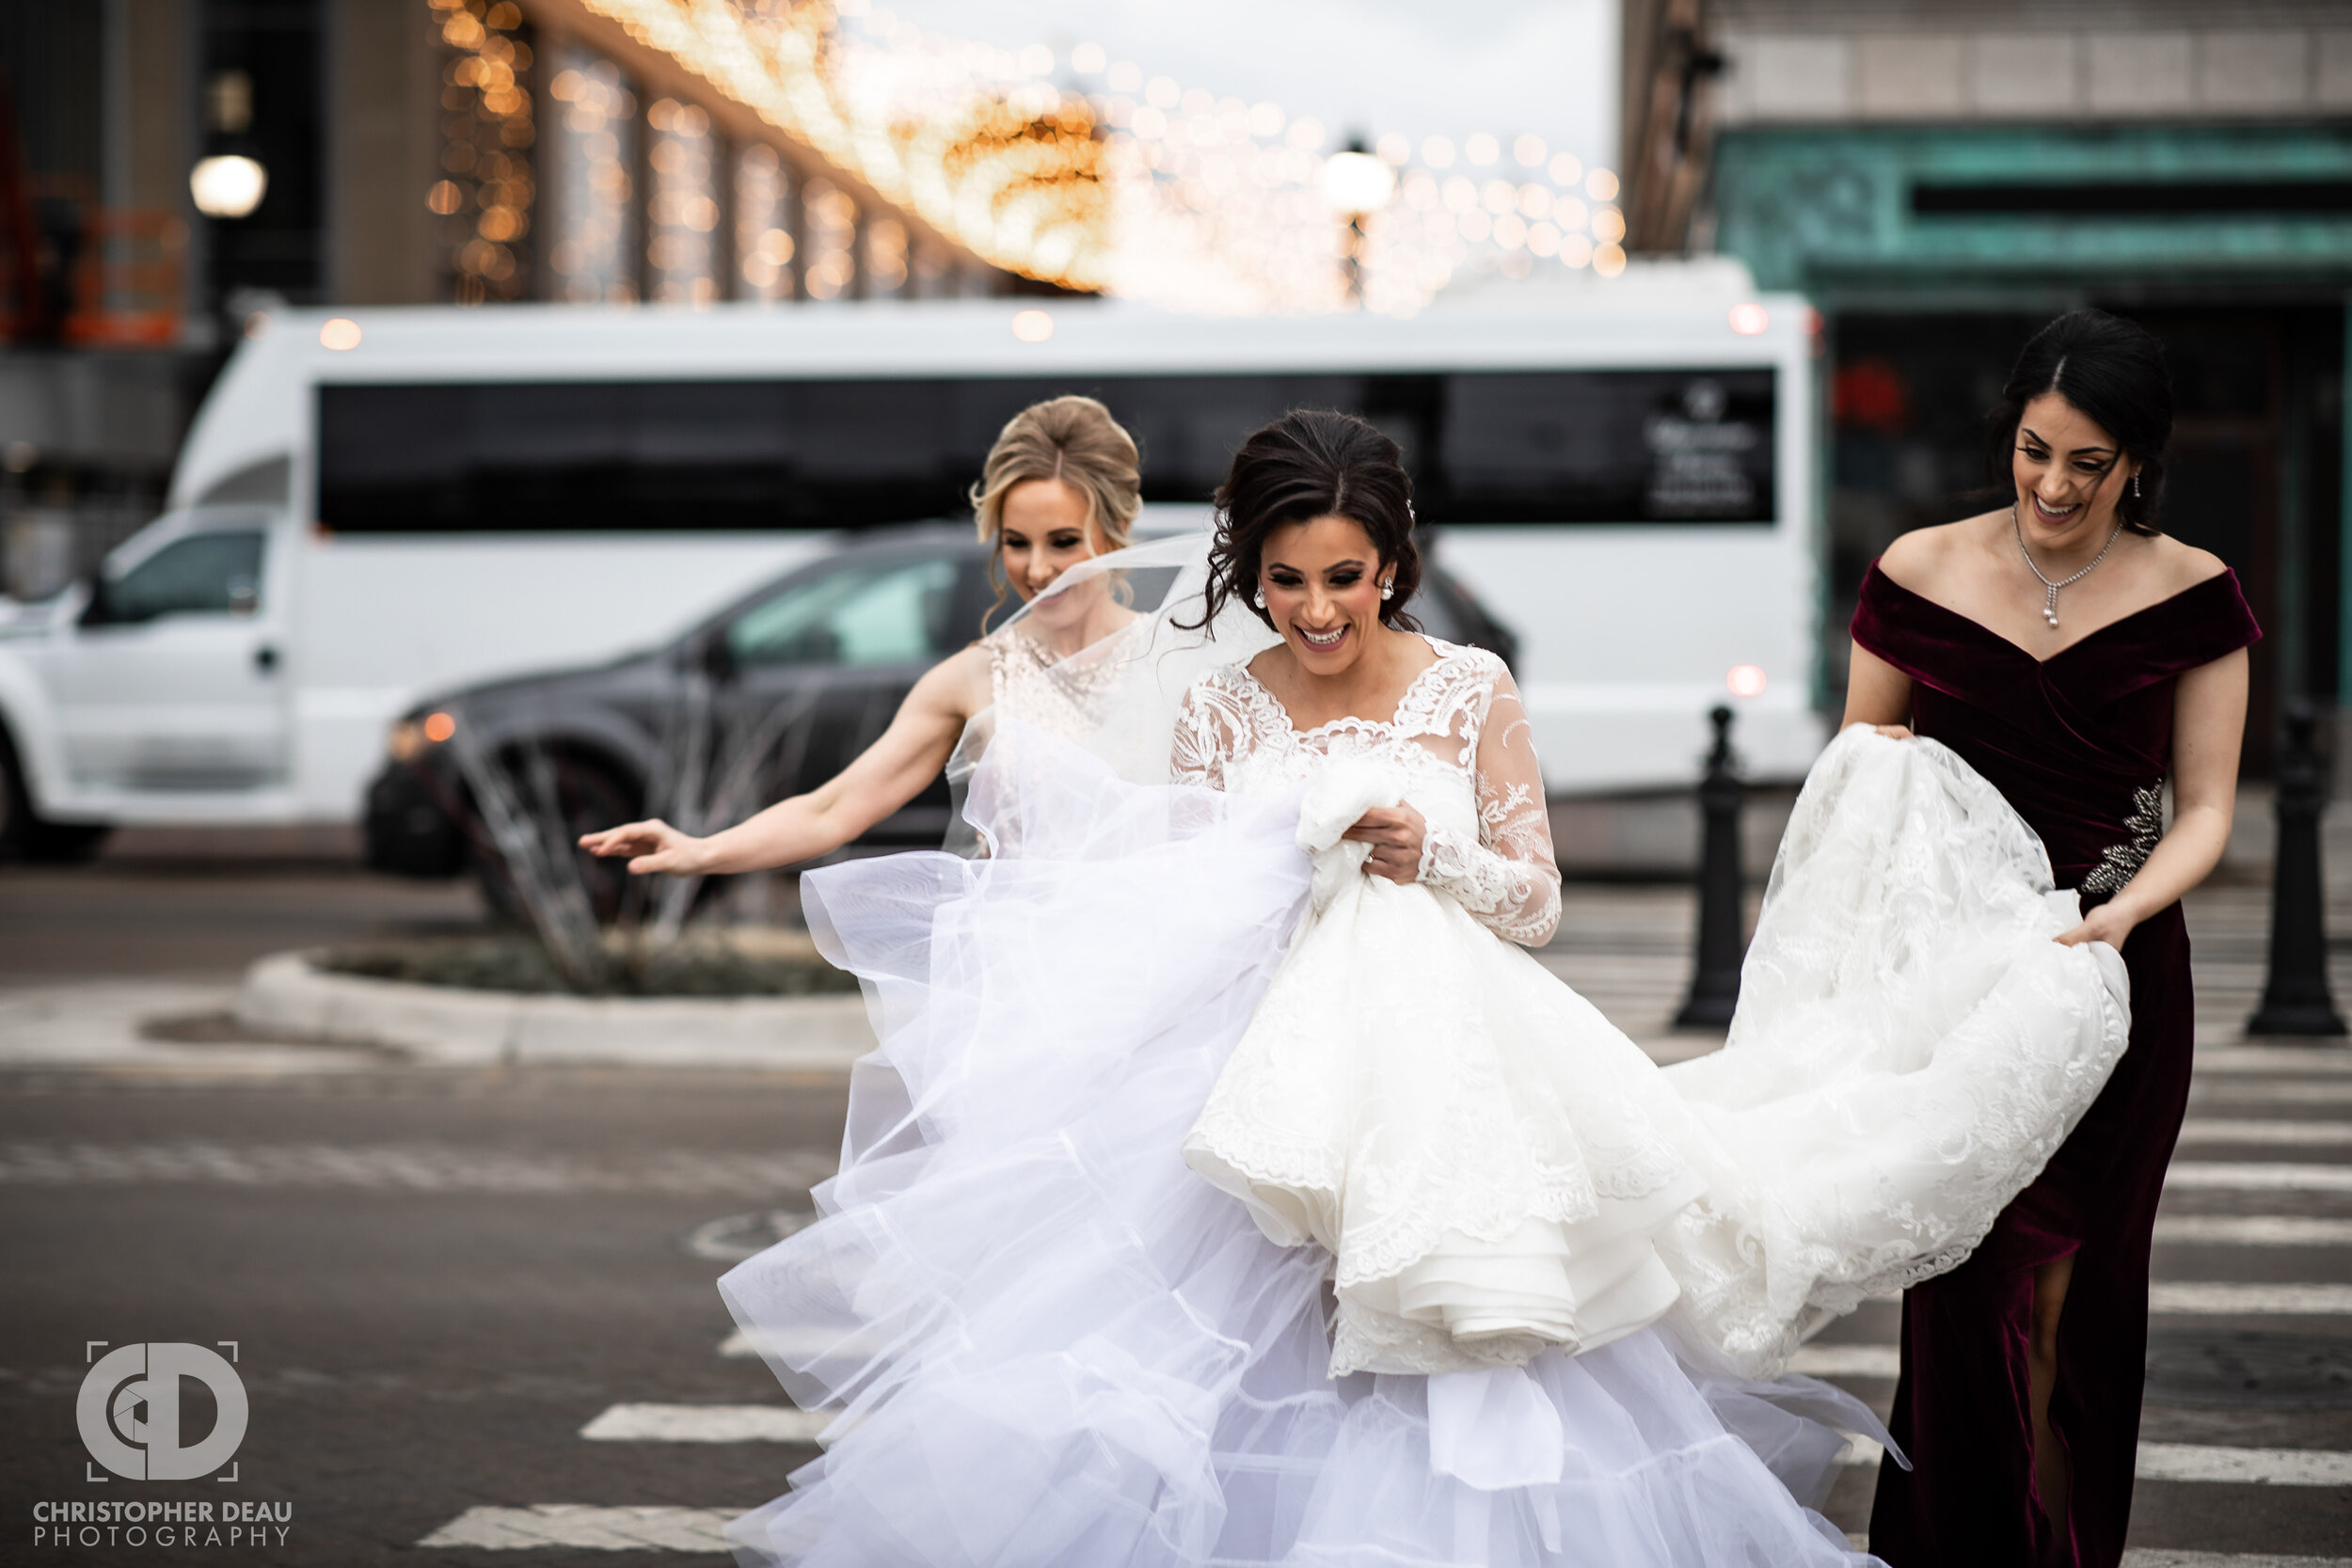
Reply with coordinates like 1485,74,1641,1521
1343,803,1427,885
577,818,708,878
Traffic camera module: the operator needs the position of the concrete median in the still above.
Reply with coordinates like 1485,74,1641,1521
235,950,877,1070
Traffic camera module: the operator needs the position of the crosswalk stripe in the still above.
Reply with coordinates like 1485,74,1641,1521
1842,1440,2352,1487
0,1140,834,1194
579,1403,827,1444
2148,1282,2352,1315
2154,1215,2352,1246
1791,1283,2352,1380
2135,1444,2352,1487
2191,1047,2352,1076
417,1505,739,1551
2166,1162,2352,1192
2177,1120,2352,1148
2192,1083,2352,1106
2119,1554,2352,1568
415,1513,2352,1562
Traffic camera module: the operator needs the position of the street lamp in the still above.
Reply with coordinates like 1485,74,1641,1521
1320,137,1395,307
190,155,268,220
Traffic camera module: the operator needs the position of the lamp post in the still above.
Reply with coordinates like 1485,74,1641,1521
190,69,268,343
1319,137,1394,308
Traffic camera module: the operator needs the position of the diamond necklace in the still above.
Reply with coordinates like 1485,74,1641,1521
2012,504,2123,628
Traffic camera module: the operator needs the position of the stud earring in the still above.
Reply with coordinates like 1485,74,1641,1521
1379,579,1394,601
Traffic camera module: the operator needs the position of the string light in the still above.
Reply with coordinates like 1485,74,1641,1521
429,0,535,304
555,0,1620,314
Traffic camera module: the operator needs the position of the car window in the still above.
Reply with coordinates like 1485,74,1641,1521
96,531,265,624
727,555,959,667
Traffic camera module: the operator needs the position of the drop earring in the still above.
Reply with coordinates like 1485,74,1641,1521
1379,579,1394,601
2132,471,2142,499
1252,587,1265,610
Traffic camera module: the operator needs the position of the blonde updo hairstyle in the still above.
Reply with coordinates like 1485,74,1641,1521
969,395,1143,626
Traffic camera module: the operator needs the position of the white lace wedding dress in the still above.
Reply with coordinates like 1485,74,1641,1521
715,566,2129,1566
1173,641,1710,1380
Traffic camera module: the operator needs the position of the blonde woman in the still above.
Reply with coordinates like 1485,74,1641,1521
580,394,1143,877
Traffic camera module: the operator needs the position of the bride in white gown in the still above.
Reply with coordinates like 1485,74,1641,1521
713,412,2131,1567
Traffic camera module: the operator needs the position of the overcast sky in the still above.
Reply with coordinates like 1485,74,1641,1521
874,0,1623,171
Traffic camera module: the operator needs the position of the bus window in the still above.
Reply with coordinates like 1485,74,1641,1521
317,369,1772,533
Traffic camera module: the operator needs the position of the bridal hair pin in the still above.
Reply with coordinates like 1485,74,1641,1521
2012,503,2123,628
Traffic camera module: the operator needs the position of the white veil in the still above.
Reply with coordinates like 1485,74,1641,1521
943,530,1278,852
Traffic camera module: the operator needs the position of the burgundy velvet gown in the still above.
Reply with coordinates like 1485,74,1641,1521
1851,562,2261,1568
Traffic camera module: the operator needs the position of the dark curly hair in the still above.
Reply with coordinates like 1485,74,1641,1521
1191,409,1422,633
1986,309,2173,537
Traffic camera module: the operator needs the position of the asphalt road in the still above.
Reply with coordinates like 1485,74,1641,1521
3,846,2349,1564
2,1064,845,1567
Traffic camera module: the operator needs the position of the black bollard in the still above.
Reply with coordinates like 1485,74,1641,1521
1675,705,1744,1028
2249,700,2347,1037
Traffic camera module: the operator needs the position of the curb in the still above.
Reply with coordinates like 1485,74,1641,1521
235,951,876,1070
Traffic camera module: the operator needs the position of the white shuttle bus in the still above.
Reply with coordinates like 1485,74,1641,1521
0,261,1820,851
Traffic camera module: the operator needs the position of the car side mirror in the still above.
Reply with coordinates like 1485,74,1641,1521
700,631,739,684
77,573,115,627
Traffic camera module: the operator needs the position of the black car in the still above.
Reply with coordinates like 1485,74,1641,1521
366,524,1519,909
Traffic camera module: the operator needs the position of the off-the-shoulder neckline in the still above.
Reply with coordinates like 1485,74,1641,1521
1867,562,2237,667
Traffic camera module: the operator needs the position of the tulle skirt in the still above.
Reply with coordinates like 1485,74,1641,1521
717,728,1877,1567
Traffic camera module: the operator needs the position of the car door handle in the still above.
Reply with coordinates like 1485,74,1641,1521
254,644,279,673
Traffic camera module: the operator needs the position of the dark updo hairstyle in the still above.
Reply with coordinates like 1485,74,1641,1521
1195,408,1423,632
1986,308,2173,537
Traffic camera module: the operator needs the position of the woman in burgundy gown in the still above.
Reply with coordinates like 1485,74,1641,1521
1846,310,2260,1567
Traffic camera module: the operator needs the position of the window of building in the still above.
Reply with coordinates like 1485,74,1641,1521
801,179,857,301
647,98,720,305
735,143,796,302
546,43,637,303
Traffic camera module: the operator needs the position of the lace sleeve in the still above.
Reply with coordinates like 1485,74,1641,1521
1169,673,1242,790
1415,667,1562,945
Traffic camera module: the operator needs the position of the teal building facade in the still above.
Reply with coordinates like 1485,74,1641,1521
1692,49,2352,769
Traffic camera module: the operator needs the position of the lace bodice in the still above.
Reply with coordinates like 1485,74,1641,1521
1171,638,1562,945
981,615,1152,741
